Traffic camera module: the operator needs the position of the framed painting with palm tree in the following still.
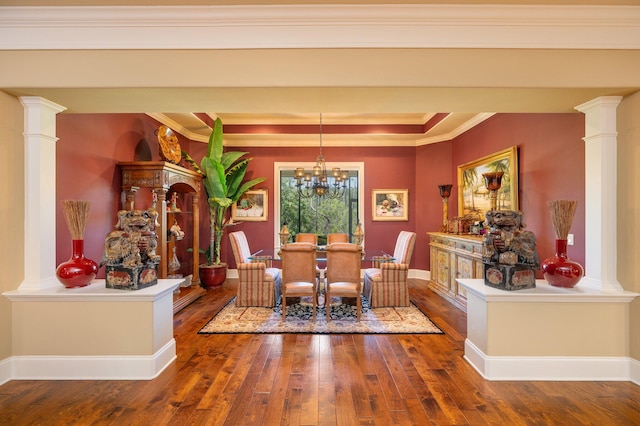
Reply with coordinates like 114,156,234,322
457,146,518,217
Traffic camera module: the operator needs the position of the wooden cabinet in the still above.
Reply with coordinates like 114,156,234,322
428,232,484,311
118,162,204,310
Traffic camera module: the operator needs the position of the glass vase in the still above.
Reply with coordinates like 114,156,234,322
56,239,99,288
541,239,584,288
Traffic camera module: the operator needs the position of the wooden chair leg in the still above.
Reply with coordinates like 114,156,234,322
326,288,330,322
282,295,286,321
356,294,361,322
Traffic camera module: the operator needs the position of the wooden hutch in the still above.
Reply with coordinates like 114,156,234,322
119,161,205,312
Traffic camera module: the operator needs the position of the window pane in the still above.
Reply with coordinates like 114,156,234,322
280,170,359,244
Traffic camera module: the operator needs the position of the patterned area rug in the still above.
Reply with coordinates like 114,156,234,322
198,296,443,334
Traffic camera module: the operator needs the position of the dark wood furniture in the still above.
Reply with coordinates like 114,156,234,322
118,161,205,312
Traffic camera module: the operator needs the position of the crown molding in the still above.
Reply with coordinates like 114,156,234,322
1,4,639,50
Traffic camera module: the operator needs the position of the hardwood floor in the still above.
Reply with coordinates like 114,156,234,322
1,279,639,425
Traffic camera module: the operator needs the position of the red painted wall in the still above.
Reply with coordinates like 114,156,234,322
450,113,586,275
56,113,196,278
55,112,585,278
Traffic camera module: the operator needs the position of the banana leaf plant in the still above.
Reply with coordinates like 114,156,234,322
182,117,265,265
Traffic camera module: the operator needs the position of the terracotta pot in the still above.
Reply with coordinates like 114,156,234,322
199,263,227,289
56,239,99,288
541,239,584,288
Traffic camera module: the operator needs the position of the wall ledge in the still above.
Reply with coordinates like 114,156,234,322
459,279,638,304
3,279,182,303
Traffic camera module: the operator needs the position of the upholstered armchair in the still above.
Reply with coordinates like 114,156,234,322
280,242,318,320
229,231,282,307
325,243,362,321
363,231,416,307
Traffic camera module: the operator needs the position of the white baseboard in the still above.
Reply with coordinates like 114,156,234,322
0,356,11,386
409,269,429,281
631,357,640,386
6,339,176,381
464,339,635,382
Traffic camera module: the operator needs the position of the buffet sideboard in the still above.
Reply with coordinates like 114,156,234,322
428,232,484,311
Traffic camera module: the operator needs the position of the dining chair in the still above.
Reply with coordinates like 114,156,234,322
363,231,416,307
280,242,318,320
295,233,318,244
325,243,362,321
327,233,349,245
229,231,282,307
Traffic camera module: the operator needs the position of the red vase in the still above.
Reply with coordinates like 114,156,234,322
56,239,99,288
541,239,584,288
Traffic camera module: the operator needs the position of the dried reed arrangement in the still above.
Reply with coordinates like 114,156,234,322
547,200,577,240
61,200,91,240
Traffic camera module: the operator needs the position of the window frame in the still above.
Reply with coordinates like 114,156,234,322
274,161,365,248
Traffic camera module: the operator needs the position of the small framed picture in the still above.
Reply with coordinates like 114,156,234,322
372,189,408,221
232,189,268,222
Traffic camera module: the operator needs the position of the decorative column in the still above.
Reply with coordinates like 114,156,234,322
19,96,66,291
575,96,623,292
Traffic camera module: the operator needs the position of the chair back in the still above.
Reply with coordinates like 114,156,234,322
229,231,252,264
326,243,361,285
280,243,317,284
295,233,318,244
327,233,349,245
392,231,416,264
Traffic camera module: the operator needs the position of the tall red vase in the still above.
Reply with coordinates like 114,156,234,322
541,239,584,288
56,239,99,288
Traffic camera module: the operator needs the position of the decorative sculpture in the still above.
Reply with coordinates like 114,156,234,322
482,209,539,290
101,209,161,290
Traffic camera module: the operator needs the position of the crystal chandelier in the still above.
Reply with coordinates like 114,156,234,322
294,113,348,199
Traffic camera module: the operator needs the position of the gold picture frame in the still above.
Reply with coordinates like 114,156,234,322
231,189,268,222
457,146,518,217
372,189,409,221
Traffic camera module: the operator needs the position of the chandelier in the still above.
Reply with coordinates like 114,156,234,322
294,113,348,199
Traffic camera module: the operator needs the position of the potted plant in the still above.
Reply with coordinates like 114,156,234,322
183,117,265,288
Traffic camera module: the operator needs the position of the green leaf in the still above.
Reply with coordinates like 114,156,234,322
207,117,224,162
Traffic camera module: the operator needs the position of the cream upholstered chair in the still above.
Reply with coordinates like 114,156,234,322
363,231,416,307
229,231,281,307
280,242,318,320
325,243,362,321
295,233,318,244
327,233,349,245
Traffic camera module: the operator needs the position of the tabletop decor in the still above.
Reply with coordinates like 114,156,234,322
101,209,161,290
541,200,584,288
457,146,518,217
482,209,539,291
56,200,99,288
372,189,408,221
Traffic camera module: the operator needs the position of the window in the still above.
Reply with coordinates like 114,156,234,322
274,162,365,246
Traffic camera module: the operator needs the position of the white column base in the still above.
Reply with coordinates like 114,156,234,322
3,339,176,381
465,339,633,382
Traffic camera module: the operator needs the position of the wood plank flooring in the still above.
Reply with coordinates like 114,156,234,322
1,279,640,425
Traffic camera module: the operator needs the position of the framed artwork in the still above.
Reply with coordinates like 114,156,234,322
372,189,408,221
232,189,268,222
457,146,519,217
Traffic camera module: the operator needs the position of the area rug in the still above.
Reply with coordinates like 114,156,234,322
198,296,443,334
